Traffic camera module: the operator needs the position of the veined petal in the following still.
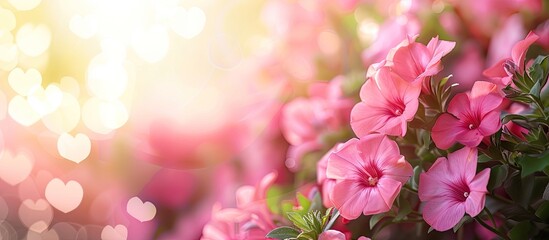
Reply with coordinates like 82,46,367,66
422,199,465,231
326,139,361,180
350,102,391,137
447,147,478,183
469,168,490,192
478,111,502,136
330,180,370,220
431,113,462,149
465,191,486,217
382,156,413,183
512,31,539,72
469,81,503,114
455,129,483,148
446,93,471,119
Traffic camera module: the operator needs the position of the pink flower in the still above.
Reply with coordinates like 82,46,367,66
387,35,456,92
201,173,278,240
319,230,346,240
484,31,539,86
282,77,353,170
326,135,413,219
351,67,420,137
418,147,490,231
431,81,503,149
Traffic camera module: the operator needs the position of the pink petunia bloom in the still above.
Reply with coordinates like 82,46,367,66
431,81,504,150
201,173,278,240
484,31,539,86
326,134,413,219
282,77,354,170
351,67,421,137
387,35,456,93
418,147,490,232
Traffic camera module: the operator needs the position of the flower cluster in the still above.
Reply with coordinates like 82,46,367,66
198,1,549,240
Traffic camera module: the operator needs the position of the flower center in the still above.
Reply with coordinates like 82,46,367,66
367,176,378,186
395,109,402,116
468,123,475,130
463,192,469,198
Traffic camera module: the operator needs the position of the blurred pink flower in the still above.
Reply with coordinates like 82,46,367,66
361,17,421,67
484,31,539,86
448,42,485,92
326,135,413,219
201,173,278,240
282,77,353,170
388,35,456,93
535,20,549,50
432,81,503,149
351,67,420,137
418,147,490,231
319,230,346,240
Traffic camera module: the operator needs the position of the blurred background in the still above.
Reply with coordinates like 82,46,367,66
0,0,547,239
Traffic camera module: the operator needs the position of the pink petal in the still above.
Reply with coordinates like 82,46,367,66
392,43,432,83
512,31,539,72
256,172,277,200
469,168,490,193
375,67,421,100
236,186,256,208
326,139,361,180
365,178,402,215
469,81,503,114
382,156,414,184
478,111,502,136
359,78,387,104
464,190,486,217
356,134,400,170
455,129,483,148
330,180,369,220
427,36,456,62
483,59,512,86
421,157,452,185
446,93,471,120
431,113,462,149
418,172,448,201
447,147,478,183
350,102,391,137
319,230,346,240
422,199,465,231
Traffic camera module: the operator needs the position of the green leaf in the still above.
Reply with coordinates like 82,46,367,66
508,221,534,240
505,172,535,208
535,201,549,222
395,194,412,221
518,151,549,177
477,154,493,163
487,165,508,192
369,213,386,229
287,212,311,231
453,215,472,233
266,186,283,214
266,227,301,239
543,183,549,200
296,192,311,213
410,165,422,190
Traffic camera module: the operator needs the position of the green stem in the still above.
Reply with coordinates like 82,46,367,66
484,208,497,228
474,216,509,240
323,209,340,231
